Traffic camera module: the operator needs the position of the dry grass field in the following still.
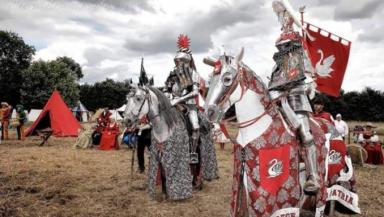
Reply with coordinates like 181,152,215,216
0,125,384,217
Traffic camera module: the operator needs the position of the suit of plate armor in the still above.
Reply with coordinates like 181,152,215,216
169,34,200,164
269,0,320,194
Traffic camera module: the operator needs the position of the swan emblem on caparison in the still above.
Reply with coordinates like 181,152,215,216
267,159,283,178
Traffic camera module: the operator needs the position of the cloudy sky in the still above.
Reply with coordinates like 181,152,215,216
1,0,383,91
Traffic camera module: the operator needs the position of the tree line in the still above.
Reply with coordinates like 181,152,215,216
1,30,384,121
319,88,384,122
0,30,131,111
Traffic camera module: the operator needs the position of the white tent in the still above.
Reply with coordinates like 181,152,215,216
10,109,28,125
110,109,123,121
28,109,42,122
72,101,90,122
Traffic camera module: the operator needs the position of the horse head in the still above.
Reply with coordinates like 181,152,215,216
123,84,153,128
203,48,245,122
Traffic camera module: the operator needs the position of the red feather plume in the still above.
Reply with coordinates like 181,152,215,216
177,34,190,49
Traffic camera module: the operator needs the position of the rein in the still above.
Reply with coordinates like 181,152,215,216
130,89,160,123
217,65,272,144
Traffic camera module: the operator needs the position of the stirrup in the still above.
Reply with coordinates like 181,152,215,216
190,152,199,164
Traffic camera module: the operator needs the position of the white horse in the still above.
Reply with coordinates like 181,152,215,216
204,49,329,217
123,85,218,200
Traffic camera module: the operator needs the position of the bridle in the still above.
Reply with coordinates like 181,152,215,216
128,88,160,123
215,62,269,130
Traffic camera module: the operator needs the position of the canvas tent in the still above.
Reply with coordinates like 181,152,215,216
11,109,29,121
25,90,81,137
72,101,90,122
28,109,42,122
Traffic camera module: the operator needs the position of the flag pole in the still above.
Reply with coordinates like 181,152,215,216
299,6,305,39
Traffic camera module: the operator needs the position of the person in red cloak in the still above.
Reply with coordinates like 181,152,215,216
98,118,120,150
312,96,334,124
358,122,383,165
92,107,112,145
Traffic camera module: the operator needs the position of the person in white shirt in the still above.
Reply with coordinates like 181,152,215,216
334,114,349,140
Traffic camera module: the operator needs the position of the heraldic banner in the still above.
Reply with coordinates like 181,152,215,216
304,23,351,97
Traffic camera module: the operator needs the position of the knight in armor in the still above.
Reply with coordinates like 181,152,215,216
166,34,201,164
269,0,320,194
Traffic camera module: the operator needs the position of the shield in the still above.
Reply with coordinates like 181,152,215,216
259,144,291,195
328,140,347,178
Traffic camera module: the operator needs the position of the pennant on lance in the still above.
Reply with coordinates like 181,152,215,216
303,23,351,97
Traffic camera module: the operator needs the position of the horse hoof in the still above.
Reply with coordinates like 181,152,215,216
193,184,203,191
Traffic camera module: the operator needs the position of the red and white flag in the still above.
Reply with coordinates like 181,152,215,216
303,23,351,97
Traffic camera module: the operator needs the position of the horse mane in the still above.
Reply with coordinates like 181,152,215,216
238,61,272,108
147,86,184,129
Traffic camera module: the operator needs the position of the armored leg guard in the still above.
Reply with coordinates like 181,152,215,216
303,143,320,195
190,130,200,164
296,112,320,195
188,110,200,164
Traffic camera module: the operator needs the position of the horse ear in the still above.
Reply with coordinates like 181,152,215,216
235,47,244,65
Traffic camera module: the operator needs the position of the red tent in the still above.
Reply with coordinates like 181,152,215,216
26,90,81,137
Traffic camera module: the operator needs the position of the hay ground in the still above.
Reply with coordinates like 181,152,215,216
0,127,384,217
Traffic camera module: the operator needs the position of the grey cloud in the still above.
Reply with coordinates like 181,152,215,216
84,47,113,66
359,27,384,43
124,31,176,55
0,8,11,21
335,0,384,20
124,1,263,55
70,17,109,33
49,0,154,13
81,64,133,83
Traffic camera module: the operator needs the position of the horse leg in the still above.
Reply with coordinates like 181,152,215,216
161,165,168,200
328,201,336,217
192,144,203,190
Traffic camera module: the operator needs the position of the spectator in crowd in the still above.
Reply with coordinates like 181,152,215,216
121,123,138,149
312,96,334,124
97,107,112,129
358,122,383,165
334,114,349,141
352,125,364,143
98,118,120,150
15,104,27,140
136,116,151,173
1,102,12,140
92,107,112,145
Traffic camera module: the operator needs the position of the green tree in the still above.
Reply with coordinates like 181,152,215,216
0,31,35,105
80,79,131,111
20,60,80,109
56,56,83,79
